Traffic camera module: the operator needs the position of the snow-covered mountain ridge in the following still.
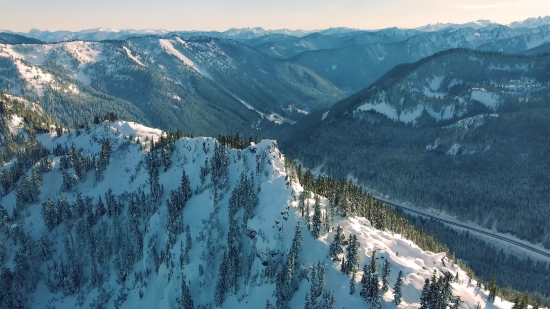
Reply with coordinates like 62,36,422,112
0,36,343,136
0,106,516,308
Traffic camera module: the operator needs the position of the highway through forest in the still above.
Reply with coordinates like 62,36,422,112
377,198,550,260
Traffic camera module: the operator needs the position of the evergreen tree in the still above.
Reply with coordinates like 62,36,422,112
309,261,326,299
511,296,521,309
451,296,461,309
304,292,311,309
349,271,356,295
419,278,430,309
184,225,192,265
305,203,311,231
360,263,371,299
487,273,499,302
214,251,228,307
321,290,336,309
381,259,391,293
266,299,275,309
276,223,303,308
41,199,57,231
312,196,322,238
369,269,381,306
393,270,404,305
299,191,306,217
372,286,383,309
180,169,193,203
329,225,344,261
179,277,194,309
95,196,107,219
520,292,529,309
340,256,346,273
345,234,359,274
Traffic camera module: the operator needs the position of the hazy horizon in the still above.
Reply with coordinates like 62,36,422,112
2,0,550,33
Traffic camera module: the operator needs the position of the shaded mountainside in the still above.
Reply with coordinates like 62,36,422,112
0,36,344,137
283,49,550,246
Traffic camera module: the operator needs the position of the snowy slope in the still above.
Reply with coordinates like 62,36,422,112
0,119,515,309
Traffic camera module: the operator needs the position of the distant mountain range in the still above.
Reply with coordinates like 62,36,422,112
0,27,314,43
3,16,549,43
285,24,550,93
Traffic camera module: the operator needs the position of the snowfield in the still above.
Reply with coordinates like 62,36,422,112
0,120,515,309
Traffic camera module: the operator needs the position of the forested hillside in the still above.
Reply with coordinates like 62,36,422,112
283,49,550,246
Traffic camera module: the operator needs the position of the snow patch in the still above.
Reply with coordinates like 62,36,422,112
428,75,444,92
64,41,103,65
426,139,440,151
13,60,55,96
425,105,455,121
447,143,461,155
444,114,499,131
64,84,79,94
123,46,145,66
399,106,424,124
470,89,500,110
231,93,294,125
159,38,210,78
447,79,462,89
356,101,399,121
8,115,24,134
110,120,164,144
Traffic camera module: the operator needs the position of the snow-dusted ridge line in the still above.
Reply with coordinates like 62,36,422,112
0,119,516,309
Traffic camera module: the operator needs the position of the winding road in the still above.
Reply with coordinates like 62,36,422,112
377,198,550,260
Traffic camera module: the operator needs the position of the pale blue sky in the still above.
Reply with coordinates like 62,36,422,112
2,0,549,32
